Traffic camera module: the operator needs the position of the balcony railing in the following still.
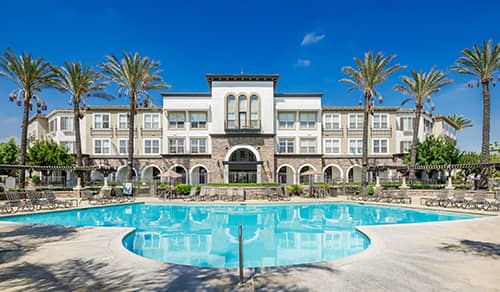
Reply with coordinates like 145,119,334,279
224,120,261,134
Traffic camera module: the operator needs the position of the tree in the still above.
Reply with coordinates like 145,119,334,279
458,151,481,176
452,40,500,189
101,51,169,180
405,135,462,170
491,141,500,153
26,139,75,166
52,61,111,172
0,48,57,187
341,52,404,188
447,113,473,130
394,67,453,183
0,138,20,175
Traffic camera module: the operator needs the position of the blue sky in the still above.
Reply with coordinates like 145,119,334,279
0,0,498,151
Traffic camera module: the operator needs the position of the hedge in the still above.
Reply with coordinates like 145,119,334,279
207,183,279,187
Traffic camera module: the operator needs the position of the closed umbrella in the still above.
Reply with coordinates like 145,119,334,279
160,169,183,188
300,169,316,196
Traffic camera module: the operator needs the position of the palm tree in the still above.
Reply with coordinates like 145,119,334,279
447,113,473,130
101,51,169,180
52,61,111,173
452,40,500,189
394,67,453,183
341,52,404,187
0,48,57,187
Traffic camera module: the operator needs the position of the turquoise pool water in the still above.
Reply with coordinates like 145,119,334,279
0,203,475,268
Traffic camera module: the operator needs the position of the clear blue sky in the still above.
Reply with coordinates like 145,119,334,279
0,0,498,151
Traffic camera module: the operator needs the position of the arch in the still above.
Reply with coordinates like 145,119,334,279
276,164,296,185
323,164,344,184
170,164,188,184
90,170,104,182
346,164,362,183
224,144,261,162
189,164,209,185
141,164,162,182
298,164,318,184
115,165,138,182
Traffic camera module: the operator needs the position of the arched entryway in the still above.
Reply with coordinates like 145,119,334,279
115,166,137,182
323,164,343,184
298,164,317,184
170,165,188,184
90,170,104,182
224,145,262,183
141,165,162,182
190,164,208,185
347,165,362,182
276,164,295,185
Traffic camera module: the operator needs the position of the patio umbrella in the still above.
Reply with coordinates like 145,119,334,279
160,169,183,188
300,169,316,195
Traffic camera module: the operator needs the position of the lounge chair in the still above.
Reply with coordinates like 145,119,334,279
484,191,500,211
206,188,218,201
26,191,43,210
463,191,488,209
375,188,393,202
391,188,412,204
423,190,448,207
223,188,235,201
81,190,99,205
278,186,291,201
447,190,466,208
6,192,34,212
0,200,13,214
197,187,209,201
183,187,198,201
266,187,279,201
97,189,113,204
350,186,370,201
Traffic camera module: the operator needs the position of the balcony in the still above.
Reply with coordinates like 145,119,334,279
224,120,261,135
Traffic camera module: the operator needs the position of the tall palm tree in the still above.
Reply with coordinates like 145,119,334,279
341,52,404,187
0,48,57,187
52,61,111,173
447,113,473,130
394,67,453,183
101,51,169,180
452,40,500,189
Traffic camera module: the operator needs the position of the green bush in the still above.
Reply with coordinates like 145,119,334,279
175,184,201,195
31,175,41,185
287,184,303,196
368,185,374,195
0,185,4,193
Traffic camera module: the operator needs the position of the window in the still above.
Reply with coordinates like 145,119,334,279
348,139,363,155
94,113,110,129
94,139,110,154
324,138,341,154
227,95,236,128
400,141,412,153
278,112,295,129
168,138,184,154
372,139,388,154
300,138,317,153
144,113,160,129
250,95,259,128
60,117,73,131
238,95,247,128
60,141,74,153
49,119,57,132
190,138,207,153
278,138,295,153
424,119,433,133
190,112,207,129
118,113,129,129
118,139,128,154
400,117,414,131
144,139,160,154
349,114,363,129
300,112,316,129
373,114,388,129
324,113,340,129
169,112,185,129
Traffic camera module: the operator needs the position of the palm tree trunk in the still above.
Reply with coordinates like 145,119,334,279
361,92,370,187
73,101,83,167
409,104,422,183
479,81,491,189
127,95,135,181
18,91,31,188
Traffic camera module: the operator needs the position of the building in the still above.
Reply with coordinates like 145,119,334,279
27,74,459,185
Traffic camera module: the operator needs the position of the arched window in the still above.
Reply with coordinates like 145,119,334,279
227,95,236,128
238,95,247,128
250,95,259,128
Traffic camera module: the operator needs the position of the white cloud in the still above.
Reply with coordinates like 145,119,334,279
295,59,311,67
301,32,325,46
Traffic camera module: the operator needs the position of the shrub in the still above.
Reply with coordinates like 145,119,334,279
175,184,200,195
287,184,303,196
207,183,279,187
368,185,374,195
31,175,41,185
0,185,4,193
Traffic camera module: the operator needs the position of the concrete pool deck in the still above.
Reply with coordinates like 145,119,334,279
0,198,499,291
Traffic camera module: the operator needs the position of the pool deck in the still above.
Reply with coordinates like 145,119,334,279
0,197,499,291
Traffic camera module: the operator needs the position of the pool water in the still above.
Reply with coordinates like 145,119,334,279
0,203,475,268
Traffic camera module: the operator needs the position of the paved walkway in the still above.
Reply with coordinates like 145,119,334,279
0,199,499,291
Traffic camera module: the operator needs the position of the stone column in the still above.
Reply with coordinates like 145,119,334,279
445,176,455,196
73,177,82,197
375,175,381,188
101,175,111,192
257,165,262,184
224,164,229,184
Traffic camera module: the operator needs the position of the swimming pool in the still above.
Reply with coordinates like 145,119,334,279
0,203,475,268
